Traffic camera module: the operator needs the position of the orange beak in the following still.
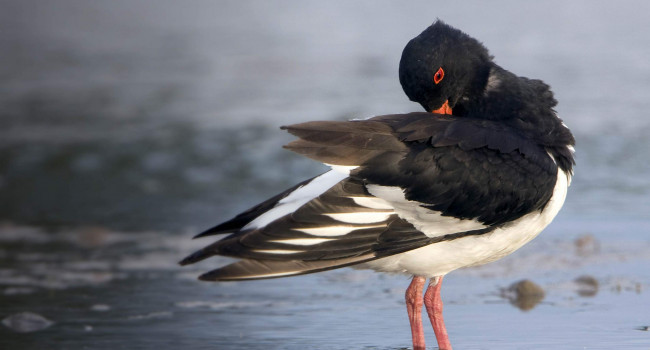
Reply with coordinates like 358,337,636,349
431,100,452,115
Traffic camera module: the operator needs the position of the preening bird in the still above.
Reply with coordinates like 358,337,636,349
180,21,575,350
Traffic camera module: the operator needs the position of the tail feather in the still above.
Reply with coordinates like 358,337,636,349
178,249,211,266
192,177,317,239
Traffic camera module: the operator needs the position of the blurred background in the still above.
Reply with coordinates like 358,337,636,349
1,1,649,349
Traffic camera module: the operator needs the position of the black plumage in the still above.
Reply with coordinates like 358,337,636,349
285,113,569,225
181,107,571,278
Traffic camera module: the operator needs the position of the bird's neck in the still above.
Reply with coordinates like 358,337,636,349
458,65,575,174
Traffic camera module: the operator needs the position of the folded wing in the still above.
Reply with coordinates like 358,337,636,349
181,112,558,280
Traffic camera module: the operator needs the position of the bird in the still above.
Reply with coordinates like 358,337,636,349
180,20,575,350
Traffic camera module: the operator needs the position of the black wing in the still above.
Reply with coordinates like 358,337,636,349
286,112,558,225
194,177,316,238
181,112,558,280
182,175,488,280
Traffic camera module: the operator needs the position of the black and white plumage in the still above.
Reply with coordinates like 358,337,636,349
180,21,575,349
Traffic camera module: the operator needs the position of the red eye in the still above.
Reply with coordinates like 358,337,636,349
433,67,444,84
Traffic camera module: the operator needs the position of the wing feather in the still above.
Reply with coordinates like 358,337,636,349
182,112,559,280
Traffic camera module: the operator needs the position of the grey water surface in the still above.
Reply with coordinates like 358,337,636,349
1,1,649,349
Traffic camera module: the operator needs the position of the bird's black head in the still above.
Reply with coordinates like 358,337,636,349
399,21,492,114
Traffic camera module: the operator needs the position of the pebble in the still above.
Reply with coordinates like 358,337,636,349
574,275,599,297
501,279,545,311
574,234,600,256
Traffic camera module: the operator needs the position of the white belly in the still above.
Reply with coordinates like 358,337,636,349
358,169,570,278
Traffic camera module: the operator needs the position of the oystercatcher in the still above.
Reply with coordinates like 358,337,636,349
180,21,575,350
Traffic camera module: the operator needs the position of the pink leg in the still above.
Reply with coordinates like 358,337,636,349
424,276,452,350
405,276,427,350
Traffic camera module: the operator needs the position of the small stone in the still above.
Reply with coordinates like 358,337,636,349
501,279,545,311
574,234,600,256
2,312,53,333
574,275,599,297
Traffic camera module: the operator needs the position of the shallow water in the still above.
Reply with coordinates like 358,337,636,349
1,1,650,349
1,220,648,349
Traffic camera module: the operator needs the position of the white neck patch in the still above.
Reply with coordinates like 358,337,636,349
484,68,501,96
